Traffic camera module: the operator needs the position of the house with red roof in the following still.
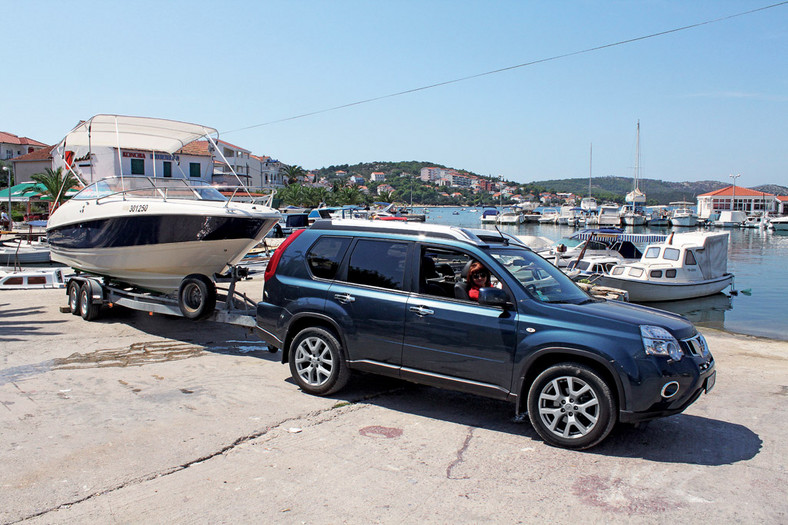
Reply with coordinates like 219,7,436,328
1,131,47,161
696,185,782,219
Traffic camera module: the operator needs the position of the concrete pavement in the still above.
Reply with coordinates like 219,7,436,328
1,283,786,524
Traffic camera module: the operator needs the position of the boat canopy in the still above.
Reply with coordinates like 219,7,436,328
56,114,217,154
571,229,668,244
667,232,729,279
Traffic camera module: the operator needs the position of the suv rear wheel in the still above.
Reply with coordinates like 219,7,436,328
289,327,350,396
527,363,616,449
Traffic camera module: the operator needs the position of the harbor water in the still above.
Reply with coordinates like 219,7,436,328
422,207,787,341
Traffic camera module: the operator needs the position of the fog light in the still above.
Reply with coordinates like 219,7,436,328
661,381,680,399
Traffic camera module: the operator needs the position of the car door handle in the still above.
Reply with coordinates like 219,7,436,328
334,293,356,304
409,305,434,317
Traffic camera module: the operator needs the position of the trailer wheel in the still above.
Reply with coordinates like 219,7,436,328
68,281,81,315
178,274,216,320
79,283,101,321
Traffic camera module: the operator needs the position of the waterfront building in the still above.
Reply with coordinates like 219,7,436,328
697,186,781,218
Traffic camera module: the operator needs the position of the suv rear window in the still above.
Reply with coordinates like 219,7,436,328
346,239,408,291
307,236,351,279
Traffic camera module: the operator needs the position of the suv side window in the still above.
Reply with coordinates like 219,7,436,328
307,236,351,279
345,239,408,291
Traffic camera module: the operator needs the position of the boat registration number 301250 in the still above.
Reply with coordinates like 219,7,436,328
129,204,149,213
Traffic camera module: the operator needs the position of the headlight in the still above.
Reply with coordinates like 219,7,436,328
697,333,711,358
640,325,683,360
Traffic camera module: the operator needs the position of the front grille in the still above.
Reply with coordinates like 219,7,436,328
682,334,709,357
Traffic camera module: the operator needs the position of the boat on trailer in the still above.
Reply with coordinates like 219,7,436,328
46,114,280,318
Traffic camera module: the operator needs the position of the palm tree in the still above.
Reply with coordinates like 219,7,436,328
31,167,79,210
282,165,306,185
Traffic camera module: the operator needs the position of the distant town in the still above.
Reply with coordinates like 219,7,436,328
2,129,787,218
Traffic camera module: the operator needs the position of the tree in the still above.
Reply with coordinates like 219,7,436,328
282,165,306,185
31,167,79,210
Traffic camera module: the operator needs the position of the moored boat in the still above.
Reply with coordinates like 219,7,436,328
669,201,698,227
590,232,733,302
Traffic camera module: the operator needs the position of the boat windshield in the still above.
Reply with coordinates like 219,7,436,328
490,247,591,304
72,177,227,202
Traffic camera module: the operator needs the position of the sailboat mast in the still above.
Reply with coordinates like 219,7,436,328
634,120,640,191
588,143,593,197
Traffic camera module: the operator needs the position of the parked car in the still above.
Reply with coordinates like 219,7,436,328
256,220,715,449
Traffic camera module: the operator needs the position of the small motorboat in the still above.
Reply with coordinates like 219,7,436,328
0,268,66,289
589,232,734,302
46,114,281,294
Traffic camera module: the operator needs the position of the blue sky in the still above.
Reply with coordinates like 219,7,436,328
5,1,787,187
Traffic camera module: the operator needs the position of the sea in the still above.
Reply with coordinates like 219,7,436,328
420,206,787,342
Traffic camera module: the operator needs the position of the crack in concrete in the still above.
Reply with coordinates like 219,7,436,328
446,427,475,480
11,387,401,523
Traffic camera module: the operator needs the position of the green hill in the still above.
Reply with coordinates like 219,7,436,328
309,161,787,204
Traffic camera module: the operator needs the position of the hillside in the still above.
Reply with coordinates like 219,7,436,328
309,161,787,204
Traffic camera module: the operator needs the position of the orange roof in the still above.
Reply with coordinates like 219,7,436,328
698,185,775,198
216,139,250,153
0,132,47,147
176,140,212,156
778,196,788,202
9,145,54,161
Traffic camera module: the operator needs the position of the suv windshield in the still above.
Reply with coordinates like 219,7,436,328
490,248,591,304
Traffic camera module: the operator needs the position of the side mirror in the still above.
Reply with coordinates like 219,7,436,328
478,287,512,309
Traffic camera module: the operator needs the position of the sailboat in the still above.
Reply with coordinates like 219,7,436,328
580,144,599,225
621,121,646,226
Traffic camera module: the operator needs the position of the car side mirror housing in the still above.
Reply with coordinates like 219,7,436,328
478,287,512,309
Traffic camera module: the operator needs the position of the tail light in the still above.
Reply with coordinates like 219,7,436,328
264,228,306,281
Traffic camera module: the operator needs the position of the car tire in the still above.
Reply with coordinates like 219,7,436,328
527,362,616,450
178,274,216,320
289,327,350,396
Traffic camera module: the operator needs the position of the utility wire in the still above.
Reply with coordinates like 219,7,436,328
222,1,788,135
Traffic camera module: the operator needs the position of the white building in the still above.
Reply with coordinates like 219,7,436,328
697,185,782,218
1,131,47,161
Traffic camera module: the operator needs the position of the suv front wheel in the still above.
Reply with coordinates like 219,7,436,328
289,327,350,396
527,363,616,449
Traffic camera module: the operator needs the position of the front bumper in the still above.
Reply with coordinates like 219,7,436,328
619,355,716,423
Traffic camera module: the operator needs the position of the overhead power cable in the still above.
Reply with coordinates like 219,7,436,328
222,1,788,135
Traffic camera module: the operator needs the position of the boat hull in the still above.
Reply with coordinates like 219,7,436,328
593,273,733,302
670,216,698,227
47,201,279,293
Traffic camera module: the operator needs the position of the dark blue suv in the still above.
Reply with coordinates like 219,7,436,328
256,219,715,449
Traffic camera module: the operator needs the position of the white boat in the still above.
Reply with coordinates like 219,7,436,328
496,208,524,224
480,207,499,224
741,214,770,229
541,228,661,268
590,232,734,302
597,204,621,226
770,216,788,231
645,207,670,227
621,121,647,226
538,208,559,224
711,210,747,228
581,144,598,214
0,239,52,265
620,204,646,226
0,267,66,289
669,201,698,227
46,115,281,294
